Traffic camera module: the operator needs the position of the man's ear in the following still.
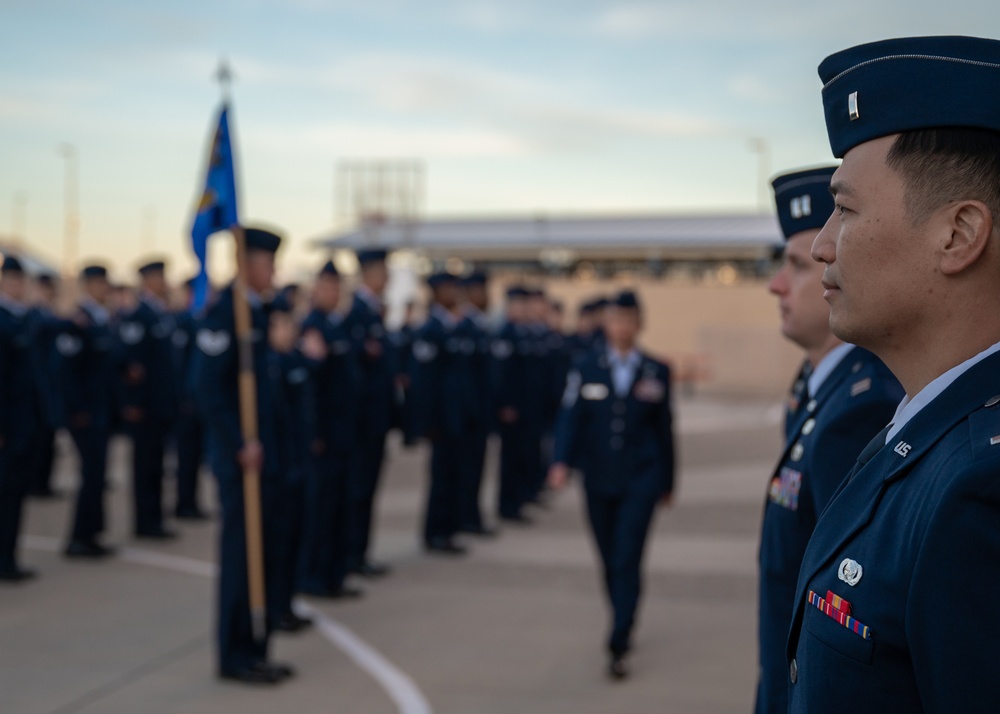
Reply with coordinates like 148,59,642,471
939,200,994,276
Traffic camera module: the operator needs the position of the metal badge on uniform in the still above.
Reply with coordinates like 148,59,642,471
790,442,805,462
581,383,609,401
413,340,438,363
196,329,230,356
848,91,860,121
837,558,863,586
633,377,665,403
562,371,581,409
768,467,802,511
55,333,83,357
120,322,145,345
491,340,513,360
850,378,872,397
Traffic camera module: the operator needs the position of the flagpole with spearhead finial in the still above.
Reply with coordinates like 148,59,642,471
216,57,268,644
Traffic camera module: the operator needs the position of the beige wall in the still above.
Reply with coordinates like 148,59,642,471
507,277,803,399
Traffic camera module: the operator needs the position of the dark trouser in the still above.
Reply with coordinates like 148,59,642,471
28,428,56,495
459,430,489,530
346,429,386,570
0,447,31,572
584,486,659,656
68,424,109,542
270,475,303,619
498,422,541,517
424,435,464,543
213,463,281,674
131,419,169,534
299,448,353,591
174,404,204,514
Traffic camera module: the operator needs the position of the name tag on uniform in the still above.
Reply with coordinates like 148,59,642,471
768,466,802,511
581,383,609,400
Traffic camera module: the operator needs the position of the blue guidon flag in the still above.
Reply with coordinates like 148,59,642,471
190,104,239,311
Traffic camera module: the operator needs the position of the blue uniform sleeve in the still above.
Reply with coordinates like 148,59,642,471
116,305,151,414
553,362,585,467
906,458,1000,713
657,363,676,495
192,303,242,461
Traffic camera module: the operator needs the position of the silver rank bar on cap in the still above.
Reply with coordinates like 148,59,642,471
848,91,860,121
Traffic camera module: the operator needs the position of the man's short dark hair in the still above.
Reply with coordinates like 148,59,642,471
886,127,1000,226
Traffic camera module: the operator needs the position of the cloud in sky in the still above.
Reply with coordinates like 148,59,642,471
1,0,998,278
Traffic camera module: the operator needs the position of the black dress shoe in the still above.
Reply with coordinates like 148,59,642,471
300,584,365,600
273,613,313,632
351,561,390,578
425,538,467,555
608,653,629,680
135,528,178,541
65,540,115,559
27,488,63,500
0,567,37,582
460,525,497,538
220,661,291,685
175,506,210,521
500,513,533,526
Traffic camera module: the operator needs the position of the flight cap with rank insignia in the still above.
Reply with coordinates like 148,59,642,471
819,36,1000,158
771,166,838,240
318,259,339,278
612,290,641,312
355,247,389,265
80,264,108,280
426,271,458,288
460,271,487,287
137,259,166,276
244,227,282,254
1,255,24,274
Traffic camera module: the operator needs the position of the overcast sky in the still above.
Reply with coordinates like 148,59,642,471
1,0,998,280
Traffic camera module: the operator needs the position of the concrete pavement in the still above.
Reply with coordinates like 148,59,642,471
1,395,782,714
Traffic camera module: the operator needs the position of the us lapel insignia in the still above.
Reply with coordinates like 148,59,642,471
838,558,863,587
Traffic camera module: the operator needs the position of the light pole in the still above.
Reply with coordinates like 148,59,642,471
748,137,771,213
58,143,79,274
11,191,27,247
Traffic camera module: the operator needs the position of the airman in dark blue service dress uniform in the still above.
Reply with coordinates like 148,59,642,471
755,167,902,714
549,291,675,680
784,36,1000,713
117,260,179,539
0,257,39,581
27,272,63,500
409,272,472,555
342,248,396,578
171,278,209,520
297,260,364,599
54,265,117,559
455,272,495,536
191,227,295,685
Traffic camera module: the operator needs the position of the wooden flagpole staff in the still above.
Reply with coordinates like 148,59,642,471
231,223,267,643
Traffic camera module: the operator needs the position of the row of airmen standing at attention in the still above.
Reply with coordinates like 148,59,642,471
0,257,216,579
0,234,623,683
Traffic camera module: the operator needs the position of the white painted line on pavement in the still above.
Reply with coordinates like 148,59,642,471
22,534,433,714
295,600,433,714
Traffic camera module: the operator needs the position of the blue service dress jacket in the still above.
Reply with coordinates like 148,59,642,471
117,297,179,423
554,349,674,497
756,347,902,714
786,349,1000,714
